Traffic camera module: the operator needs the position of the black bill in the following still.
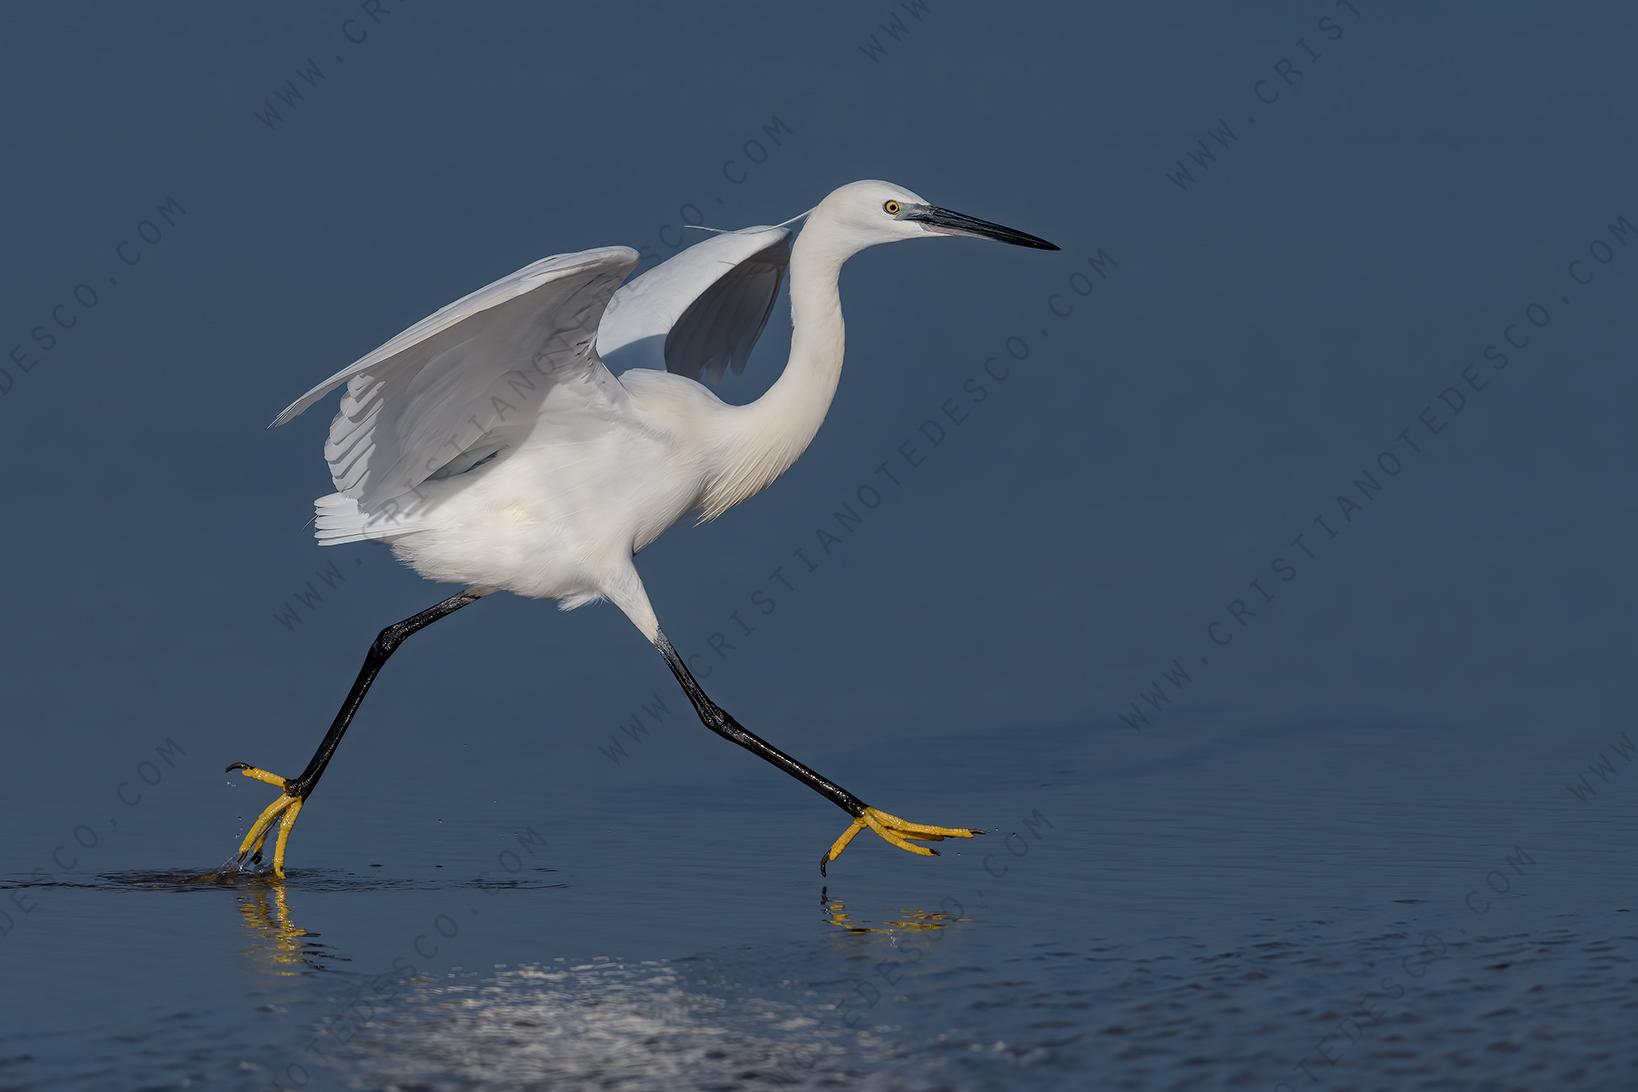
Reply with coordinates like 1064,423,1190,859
901,204,1060,250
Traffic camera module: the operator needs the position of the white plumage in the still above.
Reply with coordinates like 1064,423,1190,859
228,179,1059,879
277,181,1007,639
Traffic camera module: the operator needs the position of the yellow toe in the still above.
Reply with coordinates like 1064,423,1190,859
230,764,290,791
228,765,306,879
271,798,304,878
237,794,295,859
862,810,936,857
871,809,981,839
820,806,984,872
823,816,867,872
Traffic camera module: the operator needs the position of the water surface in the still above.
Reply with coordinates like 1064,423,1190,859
4,716,1632,1089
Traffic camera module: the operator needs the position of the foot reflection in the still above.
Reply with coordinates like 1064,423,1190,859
820,886,965,935
237,882,330,974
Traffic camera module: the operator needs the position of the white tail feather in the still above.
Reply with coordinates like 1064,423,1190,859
312,493,424,546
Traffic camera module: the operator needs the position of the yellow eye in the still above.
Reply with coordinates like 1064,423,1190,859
883,199,901,216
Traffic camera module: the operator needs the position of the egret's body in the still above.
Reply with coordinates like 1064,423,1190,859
379,336,818,612
227,180,1057,876
377,379,700,606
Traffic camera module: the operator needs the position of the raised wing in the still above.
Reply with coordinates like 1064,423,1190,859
596,226,790,384
274,246,638,509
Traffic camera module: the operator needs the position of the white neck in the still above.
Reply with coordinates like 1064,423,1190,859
696,219,850,520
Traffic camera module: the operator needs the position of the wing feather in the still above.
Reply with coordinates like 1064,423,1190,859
274,246,638,509
596,227,790,383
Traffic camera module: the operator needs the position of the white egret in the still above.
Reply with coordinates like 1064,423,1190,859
227,180,1058,877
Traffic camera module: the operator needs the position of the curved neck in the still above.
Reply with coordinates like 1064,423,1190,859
698,223,849,519
769,224,849,443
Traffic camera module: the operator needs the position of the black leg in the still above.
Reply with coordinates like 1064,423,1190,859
655,633,867,818
230,591,481,800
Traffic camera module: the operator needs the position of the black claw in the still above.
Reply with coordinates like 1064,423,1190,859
819,852,829,877
972,829,987,836
226,762,251,773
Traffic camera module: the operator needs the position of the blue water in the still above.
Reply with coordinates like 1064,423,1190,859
5,2,1638,1088
4,714,1633,1089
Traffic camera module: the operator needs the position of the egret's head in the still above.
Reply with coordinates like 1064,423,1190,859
808,179,1059,256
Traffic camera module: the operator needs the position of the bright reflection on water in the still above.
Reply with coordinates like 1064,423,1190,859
822,891,965,935
238,883,324,976
2,721,1634,1090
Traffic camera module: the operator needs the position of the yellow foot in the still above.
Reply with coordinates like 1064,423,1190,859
820,806,982,875
224,763,306,879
